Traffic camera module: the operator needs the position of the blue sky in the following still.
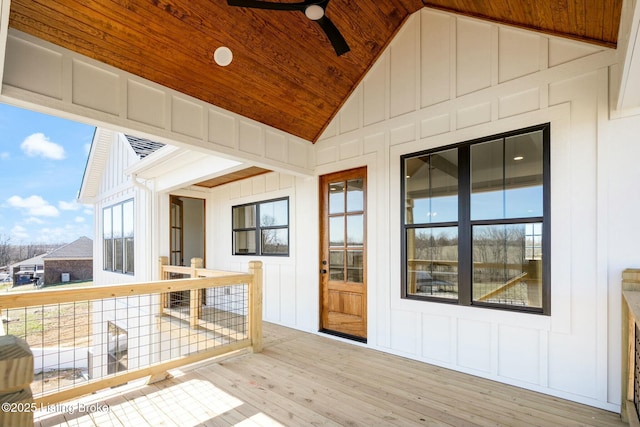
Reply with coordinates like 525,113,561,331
0,103,96,244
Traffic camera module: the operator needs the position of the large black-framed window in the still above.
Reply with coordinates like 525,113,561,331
401,124,550,314
232,197,289,256
103,199,134,274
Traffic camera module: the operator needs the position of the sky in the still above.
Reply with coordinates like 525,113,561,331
0,103,96,245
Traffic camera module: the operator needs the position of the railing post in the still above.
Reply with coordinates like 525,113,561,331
158,256,168,315
248,261,263,353
0,336,34,427
190,258,203,328
621,268,640,424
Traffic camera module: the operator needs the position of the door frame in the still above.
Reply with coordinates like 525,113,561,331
318,166,368,342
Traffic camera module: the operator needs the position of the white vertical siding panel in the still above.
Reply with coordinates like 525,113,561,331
339,86,361,134
390,310,419,355
498,28,541,82
171,96,203,139
421,10,452,107
498,325,540,384
264,263,281,323
279,265,297,326
457,319,492,373
389,15,419,118
456,19,492,96
363,57,387,126
548,38,602,67
421,313,452,363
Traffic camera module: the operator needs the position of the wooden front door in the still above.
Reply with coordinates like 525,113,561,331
320,167,367,342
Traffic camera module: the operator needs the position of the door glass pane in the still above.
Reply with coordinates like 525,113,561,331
505,131,543,217
347,250,363,283
404,149,458,224
233,205,255,229
329,250,344,281
472,223,542,308
346,215,363,246
329,182,345,214
329,216,344,247
260,199,288,227
406,226,458,299
234,230,256,254
346,179,364,212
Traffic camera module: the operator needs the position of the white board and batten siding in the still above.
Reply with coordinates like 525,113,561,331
314,10,620,411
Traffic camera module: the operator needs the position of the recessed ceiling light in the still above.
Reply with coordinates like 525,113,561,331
214,46,233,66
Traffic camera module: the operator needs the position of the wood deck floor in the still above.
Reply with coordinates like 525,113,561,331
35,322,626,427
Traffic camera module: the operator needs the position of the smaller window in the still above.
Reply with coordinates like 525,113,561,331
103,199,135,274
232,198,289,256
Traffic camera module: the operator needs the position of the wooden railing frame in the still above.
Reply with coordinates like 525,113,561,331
0,259,263,405
621,268,640,426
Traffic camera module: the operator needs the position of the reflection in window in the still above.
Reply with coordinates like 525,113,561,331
402,124,549,314
232,198,289,256
103,199,134,274
107,322,127,374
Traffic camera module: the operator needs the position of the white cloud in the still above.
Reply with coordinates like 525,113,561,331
20,133,66,160
11,225,29,240
74,216,85,223
24,217,45,225
7,195,59,217
59,200,81,211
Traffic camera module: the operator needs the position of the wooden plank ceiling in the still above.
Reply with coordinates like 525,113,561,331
8,0,622,144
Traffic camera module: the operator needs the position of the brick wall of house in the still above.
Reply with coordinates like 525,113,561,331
44,260,93,285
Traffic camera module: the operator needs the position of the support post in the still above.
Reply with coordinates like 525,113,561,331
189,258,203,328
248,261,263,353
158,256,168,315
0,336,34,427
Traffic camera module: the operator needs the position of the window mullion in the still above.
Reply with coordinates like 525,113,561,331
458,145,472,306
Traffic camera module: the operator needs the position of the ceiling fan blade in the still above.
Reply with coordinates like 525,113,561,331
316,16,350,56
227,0,312,11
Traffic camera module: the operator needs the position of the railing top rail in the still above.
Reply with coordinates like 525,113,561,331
0,273,254,310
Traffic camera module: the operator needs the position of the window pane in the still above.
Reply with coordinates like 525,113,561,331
112,204,123,238
346,214,363,246
471,139,504,220
347,250,364,283
329,250,344,281
123,200,134,238
346,179,364,212
233,205,256,229
505,131,543,217
406,227,458,299
114,239,124,272
260,200,288,227
329,182,345,214
103,239,113,271
261,228,288,254
405,149,458,224
472,223,542,308
234,230,256,254
472,132,543,220
103,207,112,239
329,216,344,247
125,237,134,274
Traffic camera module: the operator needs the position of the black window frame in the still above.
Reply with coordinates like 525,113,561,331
232,197,290,257
401,123,550,315
103,199,135,274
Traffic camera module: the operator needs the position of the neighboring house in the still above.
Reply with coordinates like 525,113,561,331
42,236,93,285
10,254,45,285
5,4,640,416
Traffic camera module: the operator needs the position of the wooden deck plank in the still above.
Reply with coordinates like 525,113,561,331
34,323,626,427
